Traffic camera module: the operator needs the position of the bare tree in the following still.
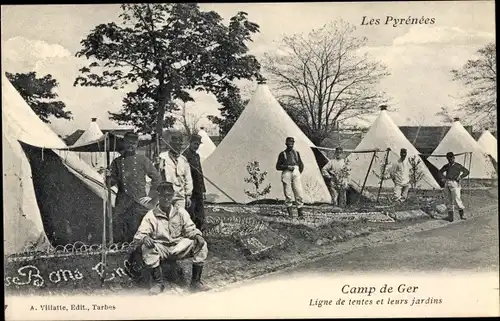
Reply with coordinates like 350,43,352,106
435,106,455,124
176,101,205,136
451,42,496,128
263,20,390,145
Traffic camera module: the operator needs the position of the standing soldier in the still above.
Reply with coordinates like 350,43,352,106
276,137,305,219
183,134,207,231
105,132,162,243
389,148,411,203
438,152,470,222
158,133,193,209
321,147,349,208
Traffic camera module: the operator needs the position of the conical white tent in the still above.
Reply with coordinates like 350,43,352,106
477,129,497,162
73,118,119,170
197,127,217,161
428,119,496,179
201,84,331,204
2,73,109,255
346,107,440,189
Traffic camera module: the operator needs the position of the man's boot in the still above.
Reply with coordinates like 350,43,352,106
297,207,305,220
149,265,166,295
190,264,210,292
447,211,454,222
286,207,294,218
458,209,466,220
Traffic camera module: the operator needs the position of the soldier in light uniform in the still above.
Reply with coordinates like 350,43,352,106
105,132,162,243
276,137,305,219
158,133,193,209
389,148,411,202
131,181,209,295
322,147,349,208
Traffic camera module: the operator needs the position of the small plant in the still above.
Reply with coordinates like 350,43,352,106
303,178,323,203
372,155,392,182
244,161,272,200
408,155,425,190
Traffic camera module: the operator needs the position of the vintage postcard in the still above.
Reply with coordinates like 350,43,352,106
2,1,498,320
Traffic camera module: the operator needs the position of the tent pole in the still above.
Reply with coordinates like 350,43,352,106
357,150,378,206
100,134,108,286
376,149,390,203
106,134,113,245
467,151,472,206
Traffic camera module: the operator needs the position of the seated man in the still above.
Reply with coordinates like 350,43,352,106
130,181,209,295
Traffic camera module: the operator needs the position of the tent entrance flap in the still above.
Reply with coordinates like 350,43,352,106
20,142,105,246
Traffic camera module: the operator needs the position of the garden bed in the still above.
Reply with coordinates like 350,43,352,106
7,187,496,296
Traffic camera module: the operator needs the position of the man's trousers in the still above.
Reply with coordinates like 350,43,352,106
141,238,208,268
281,167,304,208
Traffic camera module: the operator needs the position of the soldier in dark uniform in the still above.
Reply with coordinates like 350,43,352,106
105,132,162,243
183,134,207,231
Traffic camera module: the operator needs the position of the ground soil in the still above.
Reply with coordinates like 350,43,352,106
6,187,497,296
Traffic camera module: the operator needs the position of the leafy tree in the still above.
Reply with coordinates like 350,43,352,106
74,3,262,152
263,20,389,145
244,160,271,200
451,42,496,128
6,72,72,124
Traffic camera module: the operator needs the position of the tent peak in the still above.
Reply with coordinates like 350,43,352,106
379,105,388,111
453,117,460,122
91,118,97,122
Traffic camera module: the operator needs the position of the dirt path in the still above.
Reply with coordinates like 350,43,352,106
212,201,498,292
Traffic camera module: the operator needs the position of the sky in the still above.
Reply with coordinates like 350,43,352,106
1,1,495,136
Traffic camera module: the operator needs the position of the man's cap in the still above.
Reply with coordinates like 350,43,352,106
286,137,295,142
190,134,202,143
335,147,344,152
170,133,184,143
157,181,175,194
446,152,455,158
400,148,407,152
123,132,139,141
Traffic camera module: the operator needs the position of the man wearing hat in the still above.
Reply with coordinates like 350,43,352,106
276,137,305,219
438,152,470,222
321,147,349,208
158,132,193,209
183,133,207,231
105,132,162,243
131,181,209,295
388,148,411,203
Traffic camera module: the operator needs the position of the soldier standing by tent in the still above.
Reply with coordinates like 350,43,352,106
321,147,349,208
438,152,470,222
158,133,193,209
105,132,162,243
389,148,411,202
276,137,305,219
131,181,210,295
183,134,207,231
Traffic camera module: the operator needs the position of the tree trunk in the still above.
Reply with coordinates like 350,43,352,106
154,74,172,158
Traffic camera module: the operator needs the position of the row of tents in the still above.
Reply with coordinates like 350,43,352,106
2,73,497,256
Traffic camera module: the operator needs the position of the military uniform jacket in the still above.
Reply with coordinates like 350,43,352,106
183,148,206,198
109,153,162,202
158,151,193,201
